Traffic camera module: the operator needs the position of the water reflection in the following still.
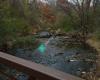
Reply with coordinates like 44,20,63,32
14,37,96,77
31,37,96,76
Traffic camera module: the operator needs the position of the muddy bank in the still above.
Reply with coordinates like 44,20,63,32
87,39,100,80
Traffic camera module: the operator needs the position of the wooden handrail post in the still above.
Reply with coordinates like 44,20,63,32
28,76,37,80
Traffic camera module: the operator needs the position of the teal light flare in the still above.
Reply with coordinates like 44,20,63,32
37,43,46,53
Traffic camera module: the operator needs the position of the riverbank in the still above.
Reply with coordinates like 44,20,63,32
87,38,100,80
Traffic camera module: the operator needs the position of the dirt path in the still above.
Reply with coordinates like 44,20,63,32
87,39,100,80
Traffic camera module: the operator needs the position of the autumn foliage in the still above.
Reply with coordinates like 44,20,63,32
39,3,56,23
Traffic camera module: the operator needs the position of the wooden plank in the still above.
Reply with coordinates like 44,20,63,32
0,52,84,80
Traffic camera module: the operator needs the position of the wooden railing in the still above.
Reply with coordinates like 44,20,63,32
0,52,84,80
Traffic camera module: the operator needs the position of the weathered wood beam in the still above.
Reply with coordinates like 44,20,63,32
0,52,84,80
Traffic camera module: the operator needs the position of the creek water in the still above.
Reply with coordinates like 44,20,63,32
14,37,96,78
0,37,96,80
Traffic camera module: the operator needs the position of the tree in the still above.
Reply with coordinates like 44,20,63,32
57,0,100,43
37,2,56,31
0,0,35,51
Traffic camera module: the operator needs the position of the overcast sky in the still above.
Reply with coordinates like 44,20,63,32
39,0,76,4
39,0,93,6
